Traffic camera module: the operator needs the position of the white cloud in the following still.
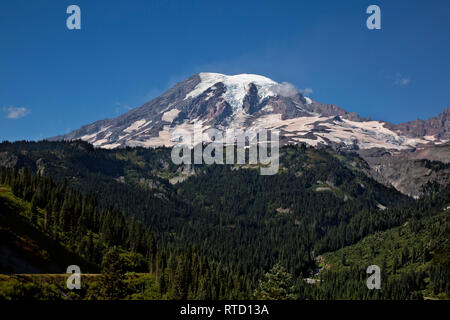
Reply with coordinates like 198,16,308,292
273,82,299,97
395,73,411,86
300,88,313,96
2,106,30,119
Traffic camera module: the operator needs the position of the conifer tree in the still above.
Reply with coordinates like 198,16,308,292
254,263,296,300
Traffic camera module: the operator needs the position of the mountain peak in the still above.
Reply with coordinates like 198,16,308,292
50,73,448,151
197,72,277,83
186,72,280,110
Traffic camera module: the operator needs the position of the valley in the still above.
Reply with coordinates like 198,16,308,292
0,140,448,299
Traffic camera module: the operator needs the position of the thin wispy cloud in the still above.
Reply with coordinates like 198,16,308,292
114,102,132,115
395,73,411,86
2,106,30,119
300,88,313,96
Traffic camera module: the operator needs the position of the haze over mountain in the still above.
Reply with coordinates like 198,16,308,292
51,73,449,151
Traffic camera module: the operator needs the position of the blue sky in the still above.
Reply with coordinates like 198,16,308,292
1,0,449,141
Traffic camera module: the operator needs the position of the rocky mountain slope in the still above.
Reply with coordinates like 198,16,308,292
51,73,448,151
358,143,450,197
388,108,450,140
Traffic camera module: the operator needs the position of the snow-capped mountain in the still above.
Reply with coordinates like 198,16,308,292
52,72,449,151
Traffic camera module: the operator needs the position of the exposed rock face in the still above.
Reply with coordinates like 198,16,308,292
387,108,450,140
0,152,18,168
36,158,46,176
358,143,450,197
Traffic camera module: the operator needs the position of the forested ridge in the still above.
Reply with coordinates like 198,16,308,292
0,167,251,299
0,140,448,300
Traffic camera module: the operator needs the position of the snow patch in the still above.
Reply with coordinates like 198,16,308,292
102,143,122,149
162,109,181,122
124,120,147,133
80,126,111,142
92,131,112,146
424,135,437,141
261,104,274,112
